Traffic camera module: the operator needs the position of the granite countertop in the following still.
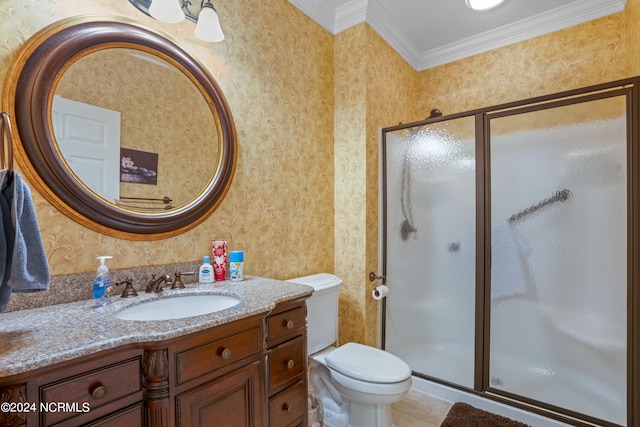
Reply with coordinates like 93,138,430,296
0,276,313,378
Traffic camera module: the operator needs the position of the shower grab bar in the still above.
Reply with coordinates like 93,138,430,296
507,189,572,223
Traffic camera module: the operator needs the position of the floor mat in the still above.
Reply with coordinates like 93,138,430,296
440,402,531,427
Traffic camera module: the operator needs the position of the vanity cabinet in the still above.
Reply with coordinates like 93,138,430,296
0,298,308,427
265,301,308,427
172,317,264,427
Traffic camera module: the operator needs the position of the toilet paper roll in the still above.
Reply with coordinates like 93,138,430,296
372,285,390,301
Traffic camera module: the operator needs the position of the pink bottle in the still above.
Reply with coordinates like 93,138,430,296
212,240,228,281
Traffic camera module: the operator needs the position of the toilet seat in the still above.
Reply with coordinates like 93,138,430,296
329,368,413,396
325,342,412,383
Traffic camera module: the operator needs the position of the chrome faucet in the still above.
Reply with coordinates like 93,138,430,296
146,274,172,293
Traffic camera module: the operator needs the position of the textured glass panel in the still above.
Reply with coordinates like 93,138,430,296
489,95,627,425
384,116,476,388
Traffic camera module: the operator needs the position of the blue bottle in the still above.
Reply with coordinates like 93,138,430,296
93,256,114,307
229,251,244,281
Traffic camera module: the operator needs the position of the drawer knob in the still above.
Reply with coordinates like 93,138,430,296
283,403,294,414
286,359,295,370
221,348,232,360
285,320,294,329
90,384,108,400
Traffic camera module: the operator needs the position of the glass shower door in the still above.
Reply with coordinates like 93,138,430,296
383,116,477,388
488,94,628,425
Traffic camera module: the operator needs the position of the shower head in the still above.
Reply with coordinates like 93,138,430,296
400,219,417,241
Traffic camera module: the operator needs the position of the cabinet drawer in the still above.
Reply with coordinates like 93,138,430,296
269,380,306,427
266,306,305,346
41,358,141,426
84,403,143,427
176,327,260,385
267,336,305,392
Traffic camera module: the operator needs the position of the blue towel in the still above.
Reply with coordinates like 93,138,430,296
0,169,49,312
0,169,11,311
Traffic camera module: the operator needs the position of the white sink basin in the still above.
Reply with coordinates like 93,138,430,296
115,294,242,321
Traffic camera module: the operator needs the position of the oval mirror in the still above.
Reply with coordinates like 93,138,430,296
2,16,236,240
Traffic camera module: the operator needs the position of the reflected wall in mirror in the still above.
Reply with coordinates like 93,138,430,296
54,48,218,210
2,16,236,239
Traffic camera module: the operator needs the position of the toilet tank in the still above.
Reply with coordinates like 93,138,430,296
287,273,343,355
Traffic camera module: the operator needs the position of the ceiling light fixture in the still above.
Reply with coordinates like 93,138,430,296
465,0,505,11
129,0,225,42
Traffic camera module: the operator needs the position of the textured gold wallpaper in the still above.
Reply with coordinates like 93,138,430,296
416,12,628,117
0,0,334,280
627,0,640,76
56,49,216,209
334,25,368,346
334,24,416,346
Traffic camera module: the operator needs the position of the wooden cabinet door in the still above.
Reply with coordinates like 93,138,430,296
176,361,262,427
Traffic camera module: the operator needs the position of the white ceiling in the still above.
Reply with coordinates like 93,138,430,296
288,0,626,71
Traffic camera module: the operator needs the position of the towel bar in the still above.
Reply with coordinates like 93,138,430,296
507,189,571,223
0,112,14,178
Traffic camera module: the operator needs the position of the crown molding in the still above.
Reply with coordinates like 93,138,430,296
288,0,339,33
366,0,422,70
414,0,627,70
290,0,626,71
288,0,367,34
334,0,368,34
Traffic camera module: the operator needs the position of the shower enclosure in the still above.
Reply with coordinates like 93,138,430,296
381,78,640,427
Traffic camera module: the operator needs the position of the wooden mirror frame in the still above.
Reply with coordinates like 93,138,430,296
2,16,236,240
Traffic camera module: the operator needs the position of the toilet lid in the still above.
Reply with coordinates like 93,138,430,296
324,342,411,384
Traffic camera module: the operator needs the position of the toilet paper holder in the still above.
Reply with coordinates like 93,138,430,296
369,271,386,284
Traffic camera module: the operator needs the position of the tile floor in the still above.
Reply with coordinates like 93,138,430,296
310,388,452,427
391,389,453,427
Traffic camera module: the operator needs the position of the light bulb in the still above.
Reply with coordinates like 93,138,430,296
465,0,505,11
149,0,185,23
194,2,225,42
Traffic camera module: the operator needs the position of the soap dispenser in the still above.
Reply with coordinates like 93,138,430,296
93,256,114,307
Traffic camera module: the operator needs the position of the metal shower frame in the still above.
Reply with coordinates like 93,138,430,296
380,76,640,427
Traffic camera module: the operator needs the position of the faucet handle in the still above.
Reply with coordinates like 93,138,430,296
171,271,195,289
115,277,138,298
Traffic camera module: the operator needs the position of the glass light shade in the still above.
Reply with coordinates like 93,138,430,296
194,2,225,42
466,0,505,11
149,0,185,23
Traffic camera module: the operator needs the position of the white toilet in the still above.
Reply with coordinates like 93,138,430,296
287,273,412,427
